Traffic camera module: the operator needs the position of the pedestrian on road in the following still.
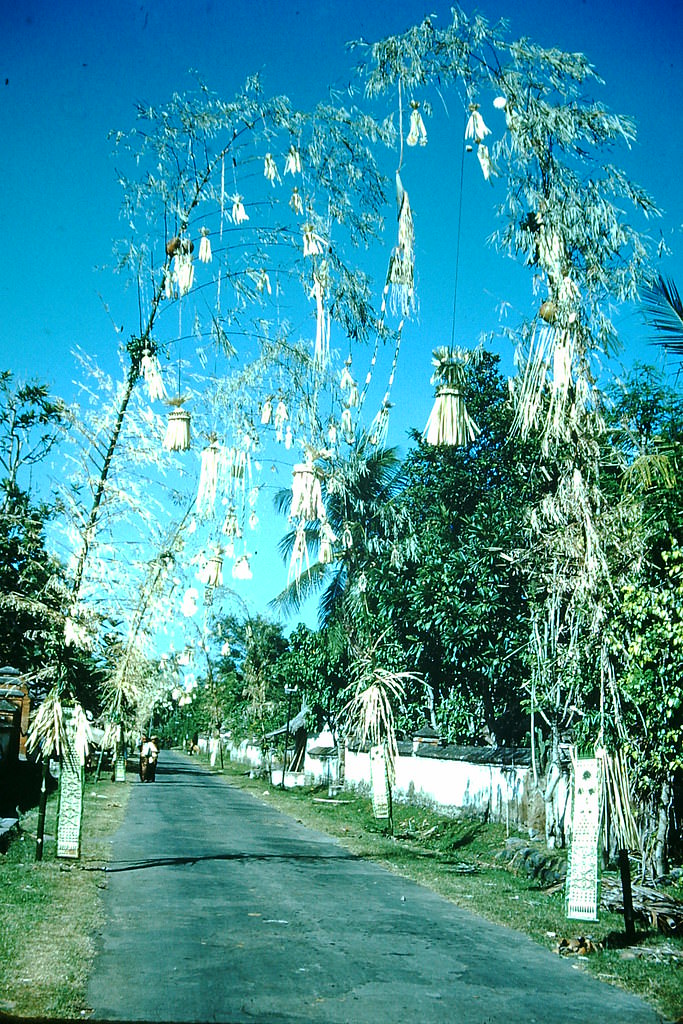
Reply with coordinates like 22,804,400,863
140,734,159,782
189,730,199,755
148,736,160,782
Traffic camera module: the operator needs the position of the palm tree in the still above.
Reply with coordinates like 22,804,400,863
630,273,683,490
642,274,683,353
271,435,413,633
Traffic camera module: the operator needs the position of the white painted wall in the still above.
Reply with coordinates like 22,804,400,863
345,747,530,824
224,733,533,826
226,739,263,768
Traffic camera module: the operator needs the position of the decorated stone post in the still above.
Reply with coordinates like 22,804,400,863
565,756,602,921
56,705,86,859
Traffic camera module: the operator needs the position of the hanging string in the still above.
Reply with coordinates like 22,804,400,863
397,79,405,173
450,118,467,348
217,155,225,314
177,301,182,396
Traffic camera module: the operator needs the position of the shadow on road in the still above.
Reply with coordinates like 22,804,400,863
154,762,213,778
104,849,356,872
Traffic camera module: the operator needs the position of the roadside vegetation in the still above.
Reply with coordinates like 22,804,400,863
0,775,130,1019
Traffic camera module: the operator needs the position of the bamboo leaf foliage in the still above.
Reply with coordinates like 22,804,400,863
354,9,661,848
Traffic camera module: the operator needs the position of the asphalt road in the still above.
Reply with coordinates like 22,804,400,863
86,750,663,1024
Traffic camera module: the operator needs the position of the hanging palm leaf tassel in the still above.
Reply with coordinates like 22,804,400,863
319,520,337,565
290,460,325,522
423,347,481,447
407,100,428,147
222,506,242,558
163,406,191,452
288,522,310,586
369,396,393,448
260,398,273,425
198,227,212,264
232,554,252,580
388,172,415,317
274,399,288,442
171,248,194,297
424,385,480,445
311,272,331,372
205,552,223,588
140,348,167,403
196,440,223,518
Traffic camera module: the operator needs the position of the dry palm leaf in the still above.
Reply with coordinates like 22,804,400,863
424,346,481,447
27,694,92,764
343,658,422,780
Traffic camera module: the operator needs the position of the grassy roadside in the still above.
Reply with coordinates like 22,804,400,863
213,755,683,1023
0,771,131,1019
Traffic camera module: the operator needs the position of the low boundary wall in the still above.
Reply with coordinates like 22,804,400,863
223,734,534,826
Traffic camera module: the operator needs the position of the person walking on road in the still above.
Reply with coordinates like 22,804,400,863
148,735,160,781
139,734,158,782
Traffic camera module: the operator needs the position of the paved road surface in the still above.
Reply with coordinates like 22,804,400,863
87,750,664,1023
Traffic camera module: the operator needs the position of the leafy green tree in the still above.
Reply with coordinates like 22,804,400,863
606,364,683,538
240,616,289,747
209,613,289,747
594,365,683,872
0,374,68,684
369,352,535,742
275,621,349,736
614,544,683,876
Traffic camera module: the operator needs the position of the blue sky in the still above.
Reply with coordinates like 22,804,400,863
2,0,682,631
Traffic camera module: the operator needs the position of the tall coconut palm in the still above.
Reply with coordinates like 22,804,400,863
272,435,414,632
630,273,683,491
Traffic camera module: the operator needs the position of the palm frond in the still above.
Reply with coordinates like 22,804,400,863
272,485,293,517
277,521,320,561
642,274,683,353
269,559,329,617
318,565,348,626
27,690,67,758
27,694,92,763
342,665,420,776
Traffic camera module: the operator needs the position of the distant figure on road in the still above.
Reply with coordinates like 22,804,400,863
148,736,160,782
189,731,199,756
140,734,159,782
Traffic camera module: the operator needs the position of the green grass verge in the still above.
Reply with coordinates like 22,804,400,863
215,756,683,1023
0,771,131,1019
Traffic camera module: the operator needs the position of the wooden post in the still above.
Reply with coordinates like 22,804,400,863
34,757,49,862
618,848,636,943
94,745,105,785
281,687,296,789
